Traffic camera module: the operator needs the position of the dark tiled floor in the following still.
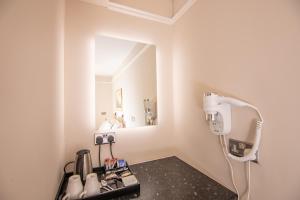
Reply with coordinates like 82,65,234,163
112,156,237,200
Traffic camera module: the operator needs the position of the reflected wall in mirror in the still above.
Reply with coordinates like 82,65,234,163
95,35,157,132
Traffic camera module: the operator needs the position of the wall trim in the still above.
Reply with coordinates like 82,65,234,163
80,0,197,25
108,1,173,24
172,0,197,23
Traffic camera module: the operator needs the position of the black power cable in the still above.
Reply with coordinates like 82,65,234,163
96,135,104,167
108,135,115,159
109,142,114,159
98,144,101,167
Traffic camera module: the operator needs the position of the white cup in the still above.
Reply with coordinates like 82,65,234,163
79,173,100,198
62,175,83,200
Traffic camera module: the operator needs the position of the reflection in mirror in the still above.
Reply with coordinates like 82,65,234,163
95,35,157,132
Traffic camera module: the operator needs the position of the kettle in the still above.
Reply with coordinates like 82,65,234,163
74,149,93,182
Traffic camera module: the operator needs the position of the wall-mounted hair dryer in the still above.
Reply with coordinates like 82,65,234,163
203,92,264,162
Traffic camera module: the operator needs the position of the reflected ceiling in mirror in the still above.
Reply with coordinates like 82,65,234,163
95,35,157,132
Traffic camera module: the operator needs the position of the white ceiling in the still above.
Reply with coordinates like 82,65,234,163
95,36,138,76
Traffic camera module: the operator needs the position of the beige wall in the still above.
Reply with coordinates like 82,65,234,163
0,0,65,199
173,0,300,199
65,0,175,166
113,45,157,128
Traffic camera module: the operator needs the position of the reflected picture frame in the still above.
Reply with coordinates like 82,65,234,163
115,88,123,110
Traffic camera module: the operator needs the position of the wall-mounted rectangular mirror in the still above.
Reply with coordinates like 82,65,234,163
95,35,157,132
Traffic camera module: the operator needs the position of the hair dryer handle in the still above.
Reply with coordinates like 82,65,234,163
221,97,250,107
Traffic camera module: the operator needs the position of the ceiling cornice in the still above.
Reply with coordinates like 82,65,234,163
80,0,197,25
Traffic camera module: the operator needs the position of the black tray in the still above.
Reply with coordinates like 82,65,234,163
55,166,140,200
